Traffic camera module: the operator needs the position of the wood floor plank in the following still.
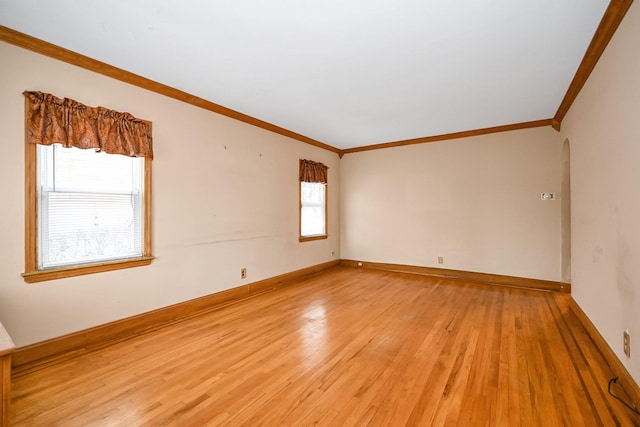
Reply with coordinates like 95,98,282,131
10,267,640,426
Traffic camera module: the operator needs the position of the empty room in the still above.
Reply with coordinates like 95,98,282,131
0,0,639,425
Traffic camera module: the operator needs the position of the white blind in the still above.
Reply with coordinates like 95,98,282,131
37,144,144,269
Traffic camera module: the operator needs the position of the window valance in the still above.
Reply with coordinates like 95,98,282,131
23,91,153,159
299,159,328,183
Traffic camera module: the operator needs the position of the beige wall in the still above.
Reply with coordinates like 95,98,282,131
340,127,562,281
560,1,640,384
0,41,340,347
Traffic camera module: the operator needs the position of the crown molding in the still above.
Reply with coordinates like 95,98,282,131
553,0,634,129
3,0,632,158
339,119,553,155
0,25,341,155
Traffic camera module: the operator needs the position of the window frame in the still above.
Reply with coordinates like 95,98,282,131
22,140,153,283
299,181,328,242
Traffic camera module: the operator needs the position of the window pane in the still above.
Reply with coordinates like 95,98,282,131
301,206,325,236
42,192,142,268
302,182,324,204
51,144,142,193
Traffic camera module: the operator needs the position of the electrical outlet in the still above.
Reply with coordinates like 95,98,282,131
438,256,444,264
241,268,247,279
624,330,630,358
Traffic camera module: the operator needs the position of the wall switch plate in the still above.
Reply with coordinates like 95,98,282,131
241,268,247,279
624,330,631,358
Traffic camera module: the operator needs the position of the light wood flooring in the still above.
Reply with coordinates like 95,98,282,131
10,267,640,426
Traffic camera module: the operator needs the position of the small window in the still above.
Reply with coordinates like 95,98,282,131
300,181,327,241
299,159,328,242
37,144,144,269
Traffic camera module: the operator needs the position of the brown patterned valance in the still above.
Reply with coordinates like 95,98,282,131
299,159,328,183
23,91,153,159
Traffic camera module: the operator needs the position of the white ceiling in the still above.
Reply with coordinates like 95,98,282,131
0,0,608,150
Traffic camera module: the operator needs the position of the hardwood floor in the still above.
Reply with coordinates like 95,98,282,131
10,267,640,426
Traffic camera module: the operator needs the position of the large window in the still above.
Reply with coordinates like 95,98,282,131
299,159,328,242
22,91,153,283
37,144,144,269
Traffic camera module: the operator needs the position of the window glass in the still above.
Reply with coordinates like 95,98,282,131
37,144,144,269
300,181,326,237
